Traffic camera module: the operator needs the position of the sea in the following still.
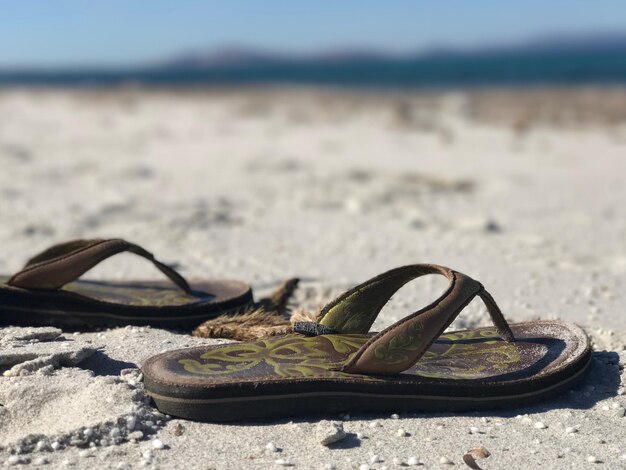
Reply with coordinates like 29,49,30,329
1,50,625,88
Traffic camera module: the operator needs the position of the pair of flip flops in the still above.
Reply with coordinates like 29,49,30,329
0,239,591,422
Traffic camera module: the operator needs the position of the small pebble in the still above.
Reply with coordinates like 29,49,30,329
392,457,402,466
129,431,144,441
390,414,400,419
316,421,347,446
126,417,137,430
356,433,365,439
407,456,419,465
7,456,21,466
83,428,94,437
152,439,165,450
534,422,547,429
370,455,381,464
79,450,90,458
33,458,48,465
359,465,370,470
469,426,480,434
51,441,61,451
565,427,578,434
587,456,599,463
275,459,293,466
266,442,279,453
463,446,491,467
369,421,382,428
440,457,454,465
396,428,407,437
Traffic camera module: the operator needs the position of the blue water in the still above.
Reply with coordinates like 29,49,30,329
1,50,626,88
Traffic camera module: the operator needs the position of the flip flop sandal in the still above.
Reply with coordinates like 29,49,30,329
0,238,253,328
142,264,591,422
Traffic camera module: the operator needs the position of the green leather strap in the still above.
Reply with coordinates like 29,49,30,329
318,264,514,375
8,238,192,294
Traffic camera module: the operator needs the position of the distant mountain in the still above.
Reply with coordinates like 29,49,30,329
156,45,395,70
157,46,290,69
416,32,626,59
520,32,626,53
156,32,626,69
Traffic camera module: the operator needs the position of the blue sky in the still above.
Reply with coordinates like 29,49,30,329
1,0,625,68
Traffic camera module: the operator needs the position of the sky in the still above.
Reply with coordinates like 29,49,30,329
1,0,626,68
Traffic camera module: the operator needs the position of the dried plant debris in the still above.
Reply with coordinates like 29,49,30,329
255,278,301,314
194,308,292,341
193,307,318,341
194,278,322,341
463,446,491,470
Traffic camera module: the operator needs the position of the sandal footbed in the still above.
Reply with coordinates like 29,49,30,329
142,320,591,421
0,276,253,328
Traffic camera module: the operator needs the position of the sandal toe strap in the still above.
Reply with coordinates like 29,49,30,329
8,238,192,294
317,264,514,375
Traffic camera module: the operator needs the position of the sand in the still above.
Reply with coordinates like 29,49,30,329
0,87,625,469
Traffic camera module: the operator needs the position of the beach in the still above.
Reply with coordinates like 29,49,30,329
0,86,625,469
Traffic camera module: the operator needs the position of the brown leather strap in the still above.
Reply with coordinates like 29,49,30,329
317,264,514,375
7,238,192,294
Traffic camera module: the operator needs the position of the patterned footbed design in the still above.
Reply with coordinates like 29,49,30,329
0,276,248,307
144,321,590,395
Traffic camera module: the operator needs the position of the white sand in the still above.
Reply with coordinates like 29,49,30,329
0,87,625,468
